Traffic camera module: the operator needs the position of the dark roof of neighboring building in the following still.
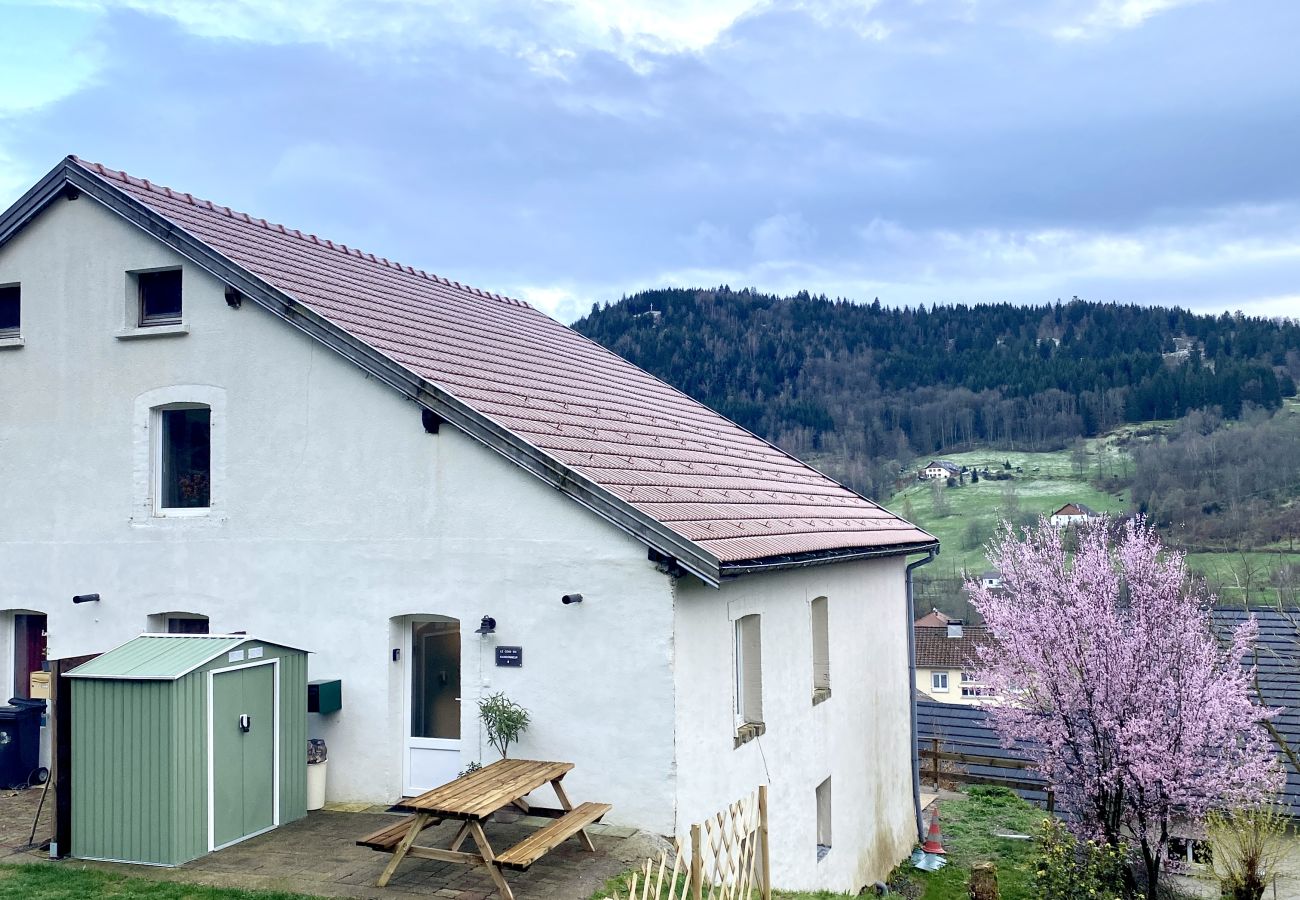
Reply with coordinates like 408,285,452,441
1211,605,1300,815
0,157,937,584
914,609,953,627
915,700,1048,805
914,625,993,669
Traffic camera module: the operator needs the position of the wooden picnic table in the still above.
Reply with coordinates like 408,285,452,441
358,758,610,899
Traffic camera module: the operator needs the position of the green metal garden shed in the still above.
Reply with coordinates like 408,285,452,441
65,634,308,866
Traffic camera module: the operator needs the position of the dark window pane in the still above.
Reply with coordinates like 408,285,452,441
0,285,19,334
161,407,210,508
139,270,182,324
167,616,209,634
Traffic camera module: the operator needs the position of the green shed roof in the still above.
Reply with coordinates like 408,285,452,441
65,634,278,680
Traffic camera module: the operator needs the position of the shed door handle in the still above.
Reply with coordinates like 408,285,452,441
239,714,251,732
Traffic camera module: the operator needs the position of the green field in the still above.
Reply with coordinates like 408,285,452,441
884,425,1300,606
884,439,1129,576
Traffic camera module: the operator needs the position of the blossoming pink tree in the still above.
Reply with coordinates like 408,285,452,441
968,518,1281,899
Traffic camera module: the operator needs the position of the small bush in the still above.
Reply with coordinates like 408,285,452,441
1204,806,1289,900
479,691,531,759
1034,818,1126,900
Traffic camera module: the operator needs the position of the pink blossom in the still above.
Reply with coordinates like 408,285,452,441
968,518,1281,899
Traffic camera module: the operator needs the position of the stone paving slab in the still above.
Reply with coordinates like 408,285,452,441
0,788,662,899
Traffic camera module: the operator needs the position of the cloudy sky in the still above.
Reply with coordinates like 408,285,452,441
2,0,1298,323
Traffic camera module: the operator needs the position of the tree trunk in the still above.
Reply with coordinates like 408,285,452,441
970,862,999,900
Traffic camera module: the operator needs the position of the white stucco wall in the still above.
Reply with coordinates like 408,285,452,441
673,558,916,893
0,194,678,831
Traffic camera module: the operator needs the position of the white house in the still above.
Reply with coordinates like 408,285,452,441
0,157,939,893
919,460,960,480
1049,502,1102,527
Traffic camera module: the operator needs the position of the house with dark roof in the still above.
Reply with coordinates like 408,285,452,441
0,157,937,891
914,624,996,705
920,460,961,480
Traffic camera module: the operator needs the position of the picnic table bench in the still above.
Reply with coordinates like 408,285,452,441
357,758,610,899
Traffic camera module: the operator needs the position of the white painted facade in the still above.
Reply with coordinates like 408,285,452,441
0,193,919,891
675,561,916,892
914,668,993,705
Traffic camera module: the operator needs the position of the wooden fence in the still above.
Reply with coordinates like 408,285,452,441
919,738,1055,812
605,787,771,900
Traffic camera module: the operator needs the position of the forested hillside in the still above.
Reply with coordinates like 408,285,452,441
573,289,1300,498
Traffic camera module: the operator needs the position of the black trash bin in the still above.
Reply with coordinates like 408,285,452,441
0,698,47,789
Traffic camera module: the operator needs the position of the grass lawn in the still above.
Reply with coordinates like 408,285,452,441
0,864,320,900
900,788,1045,900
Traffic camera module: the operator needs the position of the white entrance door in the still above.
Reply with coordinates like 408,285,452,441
403,617,462,796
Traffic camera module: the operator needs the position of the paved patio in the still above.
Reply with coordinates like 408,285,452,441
0,789,662,899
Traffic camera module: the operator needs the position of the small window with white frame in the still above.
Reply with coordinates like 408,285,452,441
153,404,211,514
811,596,830,704
734,614,764,744
932,671,949,692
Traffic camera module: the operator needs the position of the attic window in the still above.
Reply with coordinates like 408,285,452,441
0,285,19,336
138,269,182,326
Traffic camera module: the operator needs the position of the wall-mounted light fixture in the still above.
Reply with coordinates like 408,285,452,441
474,616,497,635
224,286,243,309
561,594,583,605
72,593,101,604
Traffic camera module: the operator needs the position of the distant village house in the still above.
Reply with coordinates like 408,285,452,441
1049,502,1102,527
920,460,961,480
913,621,996,705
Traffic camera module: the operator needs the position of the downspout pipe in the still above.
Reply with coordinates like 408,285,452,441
906,546,938,843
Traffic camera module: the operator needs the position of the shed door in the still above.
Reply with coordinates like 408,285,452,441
211,663,277,849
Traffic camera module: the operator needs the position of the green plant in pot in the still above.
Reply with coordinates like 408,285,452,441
479,691,531,759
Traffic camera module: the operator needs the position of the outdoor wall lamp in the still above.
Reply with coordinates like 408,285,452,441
474,616,497,635
561,594,583,605
72,593,101,604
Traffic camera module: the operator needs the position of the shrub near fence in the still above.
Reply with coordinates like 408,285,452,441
605,787,771,900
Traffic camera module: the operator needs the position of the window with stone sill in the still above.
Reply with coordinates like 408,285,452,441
734,614,764,747
137,269,183,327
0,284,19,337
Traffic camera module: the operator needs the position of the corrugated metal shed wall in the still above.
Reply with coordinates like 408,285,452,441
71,640,307,865
72,679,178,864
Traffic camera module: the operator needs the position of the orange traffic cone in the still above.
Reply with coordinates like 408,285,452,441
921,804,947,855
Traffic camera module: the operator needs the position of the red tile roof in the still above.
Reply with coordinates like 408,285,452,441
914,609,952,627
47,158,935,570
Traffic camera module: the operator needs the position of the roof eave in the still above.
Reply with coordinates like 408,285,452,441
1,159,726,586
718,539,940,578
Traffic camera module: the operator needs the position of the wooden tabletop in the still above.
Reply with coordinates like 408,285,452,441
399,758,574,820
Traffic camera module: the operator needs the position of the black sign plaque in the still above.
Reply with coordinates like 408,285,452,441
495,646,523,668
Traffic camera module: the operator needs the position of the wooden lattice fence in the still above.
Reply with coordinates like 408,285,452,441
605,786,771,900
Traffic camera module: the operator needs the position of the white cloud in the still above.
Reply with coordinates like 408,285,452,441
1049,0,1207,41
750,212,815,260
37,0,765,63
